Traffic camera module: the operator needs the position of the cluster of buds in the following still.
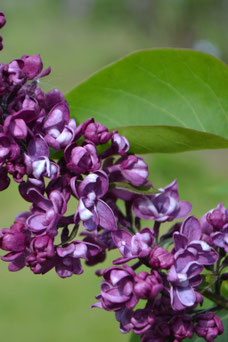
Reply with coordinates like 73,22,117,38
0,12,227,342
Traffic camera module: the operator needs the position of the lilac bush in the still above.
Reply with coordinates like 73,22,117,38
0,12,227,342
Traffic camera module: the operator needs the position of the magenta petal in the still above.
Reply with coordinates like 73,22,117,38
28,135,49,159
175,201,192,219
181,216,201,242
176,285,196,307
173,232,188,250
8,254,25,271
212,232,225,248
27,213,47,232
27,188,52,210
112,230,132,257
97,199,117,231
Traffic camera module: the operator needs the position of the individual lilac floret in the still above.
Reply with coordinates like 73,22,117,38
133,180,192,222
104,155,149,187
149,246,174,269
26,235,55,274
26,188,67,237
56,240,102,278
134,270,163,300
167,250,204,310
173,216,218,265
195,312,224,342
169,216,218,310
206,202,228,229
73,171,117,232
92,265,138,311
0,213,30,271
112,228,154,264
65,141,100,175
120,155,149,186
115,306,155,335
170,315,194,341
200,203,228,245
212,225,228,252
24,135,59,179
21,54,51,80
83,118,112,145
112,132,129,156
4,54,50,85
43,103,76,150
101,132,130,158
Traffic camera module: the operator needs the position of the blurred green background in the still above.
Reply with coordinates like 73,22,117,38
1,1,228,341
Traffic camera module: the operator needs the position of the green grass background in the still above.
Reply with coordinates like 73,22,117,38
1,1,228,341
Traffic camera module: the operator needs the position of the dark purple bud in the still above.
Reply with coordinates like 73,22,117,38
43,103,76,150
112,132,129,156
0,226,26,252
171,315,194,340
119,155,149,186
65,142,100,175
206,203,228,229
0,12,6,29
21,54,43,79
134,271,163,300
0,166,10,190
26,235,55,274
149,246,174,269
195,312,224,342
0,216,30,272
83,119,112,145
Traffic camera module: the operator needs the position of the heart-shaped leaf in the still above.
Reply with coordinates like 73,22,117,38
66,49,228,154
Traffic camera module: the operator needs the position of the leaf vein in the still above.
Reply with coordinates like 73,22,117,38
131,62,206,131
94,85,187,127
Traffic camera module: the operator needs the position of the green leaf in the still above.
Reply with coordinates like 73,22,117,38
66,49,228,154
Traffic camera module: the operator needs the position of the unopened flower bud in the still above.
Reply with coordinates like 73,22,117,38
149,246,174,269
134,271,163,299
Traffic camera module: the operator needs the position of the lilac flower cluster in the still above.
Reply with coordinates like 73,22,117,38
0,12,227,342
92,199,228,342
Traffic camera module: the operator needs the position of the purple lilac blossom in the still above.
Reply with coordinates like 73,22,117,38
133,180,192,222
73,171,117,232
92,265,138,311
0,12,227,342
112,228,154,264
195,312,224,342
